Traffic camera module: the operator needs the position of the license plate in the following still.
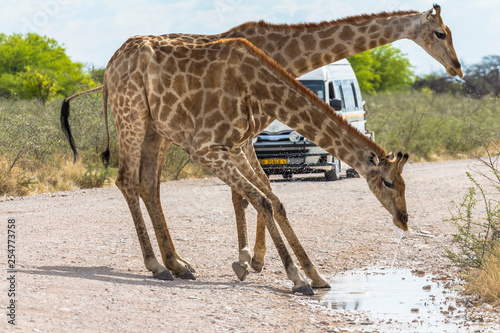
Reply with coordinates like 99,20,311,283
261,158,287,165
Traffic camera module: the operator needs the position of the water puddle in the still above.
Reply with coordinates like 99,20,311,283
313,268,464,332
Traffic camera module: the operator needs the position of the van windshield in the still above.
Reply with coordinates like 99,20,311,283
299,80,325,102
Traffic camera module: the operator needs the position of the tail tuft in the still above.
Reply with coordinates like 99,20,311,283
60,98,78,163
100,148,110,168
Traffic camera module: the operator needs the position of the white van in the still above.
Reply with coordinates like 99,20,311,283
253,59,374,181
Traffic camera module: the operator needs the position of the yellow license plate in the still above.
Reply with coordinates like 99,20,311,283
261,158,287,165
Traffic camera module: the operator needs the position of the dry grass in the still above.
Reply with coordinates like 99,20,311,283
464,245,500,304
0,157,115,197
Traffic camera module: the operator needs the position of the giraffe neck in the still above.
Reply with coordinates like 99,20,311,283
224,10,421,77
259,81,386,177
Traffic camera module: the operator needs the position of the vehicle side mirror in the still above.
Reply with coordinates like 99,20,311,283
330,98,343,111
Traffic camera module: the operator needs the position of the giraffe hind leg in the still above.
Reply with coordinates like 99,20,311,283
139,126,195,279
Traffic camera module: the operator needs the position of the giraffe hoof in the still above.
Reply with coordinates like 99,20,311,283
178,270,196,280
185,264,196,273
153,270,174,281
292,284,314,296
312,282,331,289
232,262,249,281
250,259,264,272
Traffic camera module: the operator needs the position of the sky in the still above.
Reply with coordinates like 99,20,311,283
1,0,499,76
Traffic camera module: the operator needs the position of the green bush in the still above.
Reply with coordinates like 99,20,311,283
365,91,500,159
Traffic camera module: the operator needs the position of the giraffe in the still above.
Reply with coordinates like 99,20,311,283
62,36,411,294
61,5,461,282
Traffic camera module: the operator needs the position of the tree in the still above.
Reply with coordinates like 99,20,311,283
463,55,500,97
413,74,463,94
348,44,415,94
0,33,96,102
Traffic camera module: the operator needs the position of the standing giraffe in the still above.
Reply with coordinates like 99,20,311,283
61,5,461,283
62,37,410,294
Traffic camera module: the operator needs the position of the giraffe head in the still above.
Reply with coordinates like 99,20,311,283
365,152,409,231
412,4,463,77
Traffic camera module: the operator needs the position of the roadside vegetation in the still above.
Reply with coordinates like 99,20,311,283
444,136,500,305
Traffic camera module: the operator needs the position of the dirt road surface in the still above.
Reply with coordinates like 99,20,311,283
1,159,499,332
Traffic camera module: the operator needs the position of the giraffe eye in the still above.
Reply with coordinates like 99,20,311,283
435,31,446,39
383,179,395,188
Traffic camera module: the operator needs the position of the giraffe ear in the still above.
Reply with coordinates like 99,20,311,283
364,150,380,167
421,8,433,24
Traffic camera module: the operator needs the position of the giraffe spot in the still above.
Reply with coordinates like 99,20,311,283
287,115,300,129
241,63,255,82
301,34,316,51
311,53,323,67
177,59,190,72
369,40,378,49
323,53,333,64
293,58,308,73
172,75,186,96
192,49,207,61
150,94,161,111
300,112,311,124
204,112,224,129
370,33,381,40
339,26,355,41
395,24,405,33
222,96,237,120
273,53,287,67
318,26,339,39
161,92,178,110
337,147,348,158
284,39,301,60
250,36,266,48
368,25,380,33
204,93,219,112
319,38,336,50
379,38,387,46
164,57,178,75
264,43,276,54
204,62,223,89
332,44,347,55
214,123,230,142
384,27,393,39
303,125,316,142
354,37,367,52
252,82,270,100
318,137,330,149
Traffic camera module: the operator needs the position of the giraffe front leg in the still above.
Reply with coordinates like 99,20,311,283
245,144,270,272
193,147,313,295
231,190,252,281
231,147,330,289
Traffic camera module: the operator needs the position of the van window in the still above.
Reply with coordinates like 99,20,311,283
328,81,335,100
341,80,355,111
300,80,326,102
351,82,359,109
335,81,345,110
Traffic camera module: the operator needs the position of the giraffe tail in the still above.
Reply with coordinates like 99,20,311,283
100,85,110,167
60,85,104,164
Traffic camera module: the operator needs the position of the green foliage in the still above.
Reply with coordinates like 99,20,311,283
444,139,500,270
349,44,415,94
0,33,96,102
365,91,500,159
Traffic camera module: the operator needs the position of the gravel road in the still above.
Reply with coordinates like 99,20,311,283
1,159,499,332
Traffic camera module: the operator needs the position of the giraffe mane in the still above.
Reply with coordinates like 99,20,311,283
211,38,388,157
228,10,420,32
